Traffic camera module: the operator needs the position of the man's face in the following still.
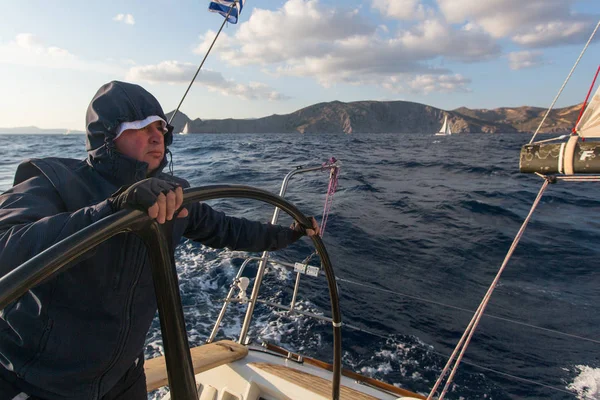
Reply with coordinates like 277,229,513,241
114,120,165,174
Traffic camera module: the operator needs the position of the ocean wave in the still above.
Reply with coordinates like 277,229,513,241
0,133,597,399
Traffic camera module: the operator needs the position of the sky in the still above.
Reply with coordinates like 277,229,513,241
0,0,599,130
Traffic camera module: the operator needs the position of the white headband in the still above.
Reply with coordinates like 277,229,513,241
115,115,168,139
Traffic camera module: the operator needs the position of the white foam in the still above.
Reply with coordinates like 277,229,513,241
567,365,600,399
360,361,393,375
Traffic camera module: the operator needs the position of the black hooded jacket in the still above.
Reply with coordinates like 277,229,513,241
0,81,301,399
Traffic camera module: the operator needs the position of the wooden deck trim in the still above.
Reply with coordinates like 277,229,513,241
262,342,426,399
250,362,380,400
145,340,248,392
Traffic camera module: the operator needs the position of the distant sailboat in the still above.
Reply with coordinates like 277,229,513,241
435,115,452,136
180,122,189,135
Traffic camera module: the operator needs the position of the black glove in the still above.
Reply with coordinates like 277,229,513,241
109,178,180,212
290,216,316,240
290,220,308,236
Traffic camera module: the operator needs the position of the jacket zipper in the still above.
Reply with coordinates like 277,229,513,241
91,242,147,399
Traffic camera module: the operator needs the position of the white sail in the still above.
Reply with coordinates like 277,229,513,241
181,122,189,135
575,85,600,138
435,115,451,136
439,116,447,133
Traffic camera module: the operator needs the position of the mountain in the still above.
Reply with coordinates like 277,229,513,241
453,103,581,134
1,101,583,135
167,100,583,134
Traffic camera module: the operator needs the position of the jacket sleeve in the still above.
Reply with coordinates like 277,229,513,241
183,202,303,252
0,175,114,278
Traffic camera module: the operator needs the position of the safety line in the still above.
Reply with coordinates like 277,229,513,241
335,277,600,345
339,322,576,397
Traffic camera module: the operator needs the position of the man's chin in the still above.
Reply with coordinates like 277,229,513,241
146,160,162,174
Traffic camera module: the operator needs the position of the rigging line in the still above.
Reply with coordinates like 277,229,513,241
556,175,600,182
197,303,576,397
336,277,600,345
167,2,237,126
185,268,600,346
436,179,551,399
320,164,340,236
341,323,577,397
529,19,600,145
533,134,569,144
183,295,575,397
430,179,551,400
456,359,576,396
296,164,340,266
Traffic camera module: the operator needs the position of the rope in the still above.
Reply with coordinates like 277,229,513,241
338,322,576,396
319,158,340,236
335,278,600,345
556,175,600,182
300,160,340,266
455,360,576,396
182,295,579,397
188,297,576,396
428,179,551,400
529,19,600,144
533,134,569,144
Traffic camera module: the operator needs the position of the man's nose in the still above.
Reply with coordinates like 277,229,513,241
148,126,164,143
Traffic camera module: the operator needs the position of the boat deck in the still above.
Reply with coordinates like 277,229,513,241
146,341,424,399
145,340,248,391
250,362,378,400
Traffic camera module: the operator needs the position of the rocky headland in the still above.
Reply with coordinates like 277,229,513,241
166,100,582,134
1,100,582,134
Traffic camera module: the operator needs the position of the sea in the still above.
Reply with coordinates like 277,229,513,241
0,132,599,400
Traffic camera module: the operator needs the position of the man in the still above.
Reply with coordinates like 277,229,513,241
0,81,318,400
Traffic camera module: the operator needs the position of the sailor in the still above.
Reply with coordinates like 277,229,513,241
0,81,318,400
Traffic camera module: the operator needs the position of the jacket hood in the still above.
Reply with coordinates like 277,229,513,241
85,81,174,186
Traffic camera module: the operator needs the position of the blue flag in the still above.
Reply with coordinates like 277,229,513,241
208,0,245,24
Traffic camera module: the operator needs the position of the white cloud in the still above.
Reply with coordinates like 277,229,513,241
437,0,569,37
126,61,289,101
371,0,428,20
383,74,471,94
127,60,194,83
0,33,121,73
192,0,500,95
508,50,545,70
113,13,135,25
512,20,593,47
398,19,499,62
193,30,236,56
14,33,45,49
204,0,375,66
436,0,596,48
